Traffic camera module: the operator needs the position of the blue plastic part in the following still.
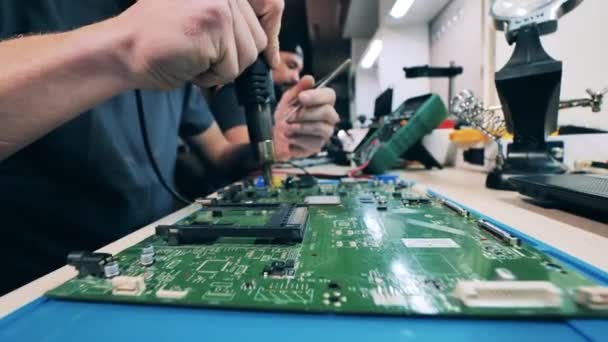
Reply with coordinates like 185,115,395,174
0,297,596,342
426,189,608,285
317,179,340,185
254,176,265,188
374,174,399,184
1,187,607,342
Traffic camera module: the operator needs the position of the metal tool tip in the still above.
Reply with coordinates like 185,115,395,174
263,166,273,189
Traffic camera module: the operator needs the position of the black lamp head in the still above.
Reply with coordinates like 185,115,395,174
491,0,583,43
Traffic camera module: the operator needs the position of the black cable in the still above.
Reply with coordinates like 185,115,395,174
135,89,191,205
284,161,314,179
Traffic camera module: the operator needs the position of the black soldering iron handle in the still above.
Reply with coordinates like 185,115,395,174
235,55,275,163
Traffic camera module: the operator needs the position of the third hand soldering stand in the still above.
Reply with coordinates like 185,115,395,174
235,56,276,187
486,0,583,190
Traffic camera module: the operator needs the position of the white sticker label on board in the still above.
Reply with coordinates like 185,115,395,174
402,238,460,248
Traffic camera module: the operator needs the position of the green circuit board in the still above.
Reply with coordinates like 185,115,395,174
47,178,608,318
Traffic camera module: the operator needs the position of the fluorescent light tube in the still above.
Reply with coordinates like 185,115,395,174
360,39,383,69
390,0,415,18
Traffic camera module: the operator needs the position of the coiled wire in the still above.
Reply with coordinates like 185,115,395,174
451,90,507,166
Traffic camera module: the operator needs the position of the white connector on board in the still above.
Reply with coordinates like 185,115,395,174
156,288,190,300
575,286,608,310
111,276,146,296
453,281,563,308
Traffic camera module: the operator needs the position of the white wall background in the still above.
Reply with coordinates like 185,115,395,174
430,0,484,104
351,39,382,120
494,0,608,130
351,22,430,120
376,26,430,110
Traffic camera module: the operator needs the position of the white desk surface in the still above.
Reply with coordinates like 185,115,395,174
1,167,607,319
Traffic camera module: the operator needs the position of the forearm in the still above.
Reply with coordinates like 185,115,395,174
216,143,260,179
186,124,260,181
224,125,250,145
196,142,260,182
0,18,132,161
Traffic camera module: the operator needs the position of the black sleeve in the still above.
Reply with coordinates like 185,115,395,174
210,84,247,132
179,84,216,137
1,1,27,38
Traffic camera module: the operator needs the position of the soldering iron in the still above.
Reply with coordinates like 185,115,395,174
235,56,276,187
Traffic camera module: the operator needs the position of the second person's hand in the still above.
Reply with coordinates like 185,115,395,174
273,76,340,161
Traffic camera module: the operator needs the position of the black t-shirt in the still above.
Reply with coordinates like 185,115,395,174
0,0,215,293
211,85,248,132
